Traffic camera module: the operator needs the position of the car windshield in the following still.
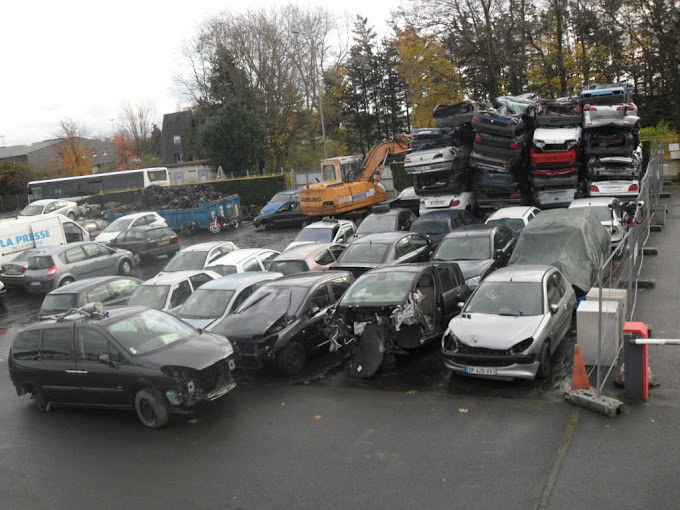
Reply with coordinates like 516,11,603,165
207,265,238,276
40,293,78,315
465,282,543,316
270,193,295,203
27,255,55,270
411,219,450,235
103,308,197,357
20,205,44,216
127,285,170,310
177,289,235,319
268,260,308,275
236,285,307,315
581,206,615,222
486,218,526,231
102,217,134,233
356,216,396,234
338,243,389,264
340,272,415,305
433,236,490,261
293,228,333,243
163,251,208,271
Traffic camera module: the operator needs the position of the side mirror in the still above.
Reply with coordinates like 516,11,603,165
308,306,321,317
549,303,559,314
457,301,465,309
98,353,118,368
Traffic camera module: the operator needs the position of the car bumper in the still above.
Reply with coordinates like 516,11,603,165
0,275,25,287
443,357,540,381
24,279,56,294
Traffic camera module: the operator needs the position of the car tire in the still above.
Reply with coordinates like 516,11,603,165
132,252,142,265
258,221,270,232
119,259,132,276
536,340,552,379
67,212,76,220
276,341,307,375
59,277,75,287
31,389,49,412
134,388,168,429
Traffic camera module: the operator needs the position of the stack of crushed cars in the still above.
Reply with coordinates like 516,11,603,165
402,101,480,211
469,93,539,211
578,82,642,198
530,97,584,208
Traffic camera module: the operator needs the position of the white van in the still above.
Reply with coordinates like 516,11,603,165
0,215,90,266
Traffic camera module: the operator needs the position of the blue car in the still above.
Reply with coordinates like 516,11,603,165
260,189,299,214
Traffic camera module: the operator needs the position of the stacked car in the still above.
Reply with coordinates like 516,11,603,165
578,83,642,198
530,97,584,208
470,94,539,211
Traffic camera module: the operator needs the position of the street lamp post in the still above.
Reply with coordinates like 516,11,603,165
108,118,115,137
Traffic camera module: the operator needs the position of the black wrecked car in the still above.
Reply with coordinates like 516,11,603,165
212,271,354,375
8,305,237,428
324,262,471,378
108,225,180,263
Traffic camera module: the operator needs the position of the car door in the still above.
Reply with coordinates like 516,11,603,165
75,326,139,406
63,245,93,279
257,250,279,270
88,243,118,276
242,257,262,272
403,234,431,263
168,279,193,312
327,244,346,261
435,265,467,323
37,325,82,403
313,248,335,269
545,272,570,347
189,272,214,291
398,210,416,231
298,283,333,350
551,271,573,342
108,278,140,305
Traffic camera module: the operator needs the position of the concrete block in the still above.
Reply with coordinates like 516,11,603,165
643,246,658,256
565,389,624,417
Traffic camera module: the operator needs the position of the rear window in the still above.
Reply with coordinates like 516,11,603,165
148,227,175,240
103,217,135,233
411,219,450,235
486,218,526,231
41,294,79,315
28,255,55,270
269,261,308,275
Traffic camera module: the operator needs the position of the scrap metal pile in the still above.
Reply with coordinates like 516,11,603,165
134,184,223,210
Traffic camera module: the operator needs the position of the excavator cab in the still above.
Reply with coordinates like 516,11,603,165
320,156,363,183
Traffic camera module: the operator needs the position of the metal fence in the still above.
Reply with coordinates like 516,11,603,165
590,142,664,392
0,193,29,215
291,166,397,199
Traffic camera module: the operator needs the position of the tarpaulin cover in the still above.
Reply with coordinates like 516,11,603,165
508,208,610,295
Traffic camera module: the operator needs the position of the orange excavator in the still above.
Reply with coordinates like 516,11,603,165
299,134,411,218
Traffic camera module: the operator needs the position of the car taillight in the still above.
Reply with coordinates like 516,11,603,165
590,185,600,192
510,192,521,198
404,157,412,164
474,134,482,143
175,238,180,243
629,183,639,191
143,242,152,248
22,266,27,274
509,141,519,149
449,200,460,207
616,105,626,111
46,265,57,277
473,116,481,122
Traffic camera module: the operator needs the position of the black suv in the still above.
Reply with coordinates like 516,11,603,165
108,225,180,263
8,305,237,428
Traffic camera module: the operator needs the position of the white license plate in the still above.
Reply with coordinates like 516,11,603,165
465,366,497,376
429,200,447,206
30,281,41,286
416,165,432,171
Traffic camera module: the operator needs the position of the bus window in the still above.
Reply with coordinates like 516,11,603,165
147,170,168,182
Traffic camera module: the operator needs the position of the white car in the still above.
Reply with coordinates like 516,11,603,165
96,212,167,244
569,197,626,247
127,270,220,314
419,192,476,216
588,179,639,198
205,248,281,276
158,241,239,276
532,125,581,152
285,219,356,250
485,206,541,231
582,103,640,129
404,145,471,175
19,199,79,220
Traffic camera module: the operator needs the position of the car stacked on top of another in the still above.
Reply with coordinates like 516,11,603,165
206,248,280,276
441,265,576,380
325,262,471,378
19,199,79,219
285,219,356,250
330,232,432,278
8,304,237,428
95,212,167,244
387,187,421,215
127,270,219,313
108,225,180,264
23,242,136,294
268,243,346,275
212,271,355,375
158,241,238,276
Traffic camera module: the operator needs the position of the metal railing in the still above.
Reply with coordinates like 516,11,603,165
591,142,664,392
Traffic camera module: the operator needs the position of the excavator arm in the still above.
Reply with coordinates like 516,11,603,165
356,134,411,183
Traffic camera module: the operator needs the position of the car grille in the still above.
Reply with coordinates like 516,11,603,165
447,344,536,367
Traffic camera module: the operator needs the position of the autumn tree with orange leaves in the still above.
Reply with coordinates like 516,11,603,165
55,119,93,176
113,131,141,170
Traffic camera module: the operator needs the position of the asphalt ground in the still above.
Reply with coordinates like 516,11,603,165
0,196,677,508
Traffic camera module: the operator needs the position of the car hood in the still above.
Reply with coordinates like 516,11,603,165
213,311,288,339
533,126,582,144
94,232,118,243
180,318,216,330
450,314,546,349
137,333,232,371
260,202,285,214
451,259,493,279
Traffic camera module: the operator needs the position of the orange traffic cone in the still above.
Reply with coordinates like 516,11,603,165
569,344,596,392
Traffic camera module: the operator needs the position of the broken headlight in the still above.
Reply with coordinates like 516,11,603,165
465,275,481,287
509,338,534,354
442,329,461,352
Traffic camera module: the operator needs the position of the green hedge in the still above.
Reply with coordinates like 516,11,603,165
390,162,412,192
78,175,287,208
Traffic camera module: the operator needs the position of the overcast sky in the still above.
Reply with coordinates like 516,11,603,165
0,1,390,148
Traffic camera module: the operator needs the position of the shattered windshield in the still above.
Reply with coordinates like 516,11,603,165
340,272,415,305
433,236,491,261
465,282,543,316
235,286,307,315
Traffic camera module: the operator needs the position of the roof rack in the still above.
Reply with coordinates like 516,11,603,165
52,302,109,322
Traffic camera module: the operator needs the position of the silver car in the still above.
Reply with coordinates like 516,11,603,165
127,270,219,314
441,265,576,380
23,242,135,294
19,199,79,220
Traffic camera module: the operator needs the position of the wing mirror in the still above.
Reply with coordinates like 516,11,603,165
457,301,465,309
549,303,559,314
98,353,118,368
307,306,321,317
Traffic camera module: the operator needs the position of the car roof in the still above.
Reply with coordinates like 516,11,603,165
304,219,354,229
28,199,61,205
113,211,160,220
208,248,277,264
274,242,340,259
350,232,411,244
47,275,141,294
22,304,148,330
366,262,436,276
141,270,218,285
569,197,619,208
266,270,353,288
486,206,537,219
28,241,93,256
365,207,405,218
177,241,235,252
485,265,554,283
274,189,299,195
194,271,283,291
442,224,497,238
415,210,468,220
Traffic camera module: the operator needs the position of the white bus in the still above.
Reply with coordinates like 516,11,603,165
27,167,170,202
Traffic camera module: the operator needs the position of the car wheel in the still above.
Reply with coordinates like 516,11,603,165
132,252,141,265
536,340,552,379
59,277,75,287
257,221,270,232
119,259,132,276
276,341,307,375
31,389,49,412
134,388,168,429
67,212,76,220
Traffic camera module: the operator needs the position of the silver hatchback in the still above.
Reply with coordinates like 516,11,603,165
441,265,576,381
24,242,135,294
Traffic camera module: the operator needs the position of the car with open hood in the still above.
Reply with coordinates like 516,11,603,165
441,265,576,381
325,262,471,378
8,304,237,428
253,200,307,230
212,271,354,375
260,189,299,214
95,212,167,244
430,224,519,289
